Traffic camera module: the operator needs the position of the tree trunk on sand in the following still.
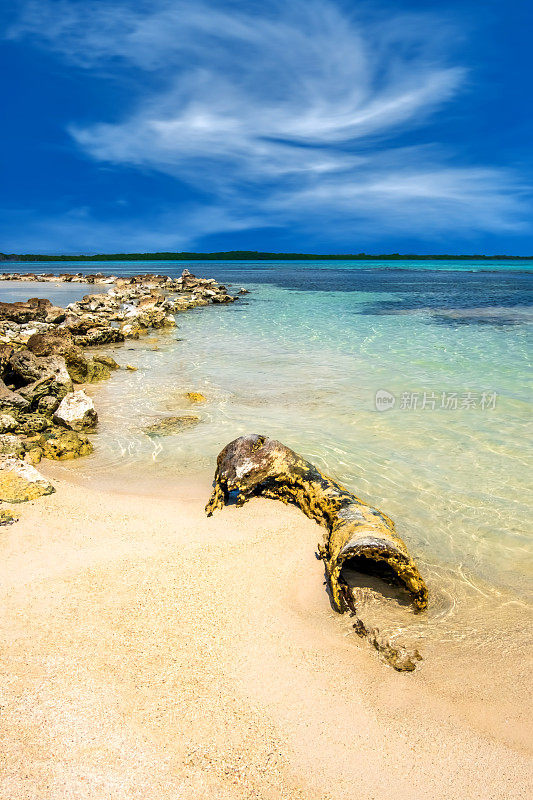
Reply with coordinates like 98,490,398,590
205,434,428,615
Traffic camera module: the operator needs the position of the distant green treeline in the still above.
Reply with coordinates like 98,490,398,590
0,250,531,262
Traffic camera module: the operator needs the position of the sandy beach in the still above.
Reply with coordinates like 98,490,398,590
1,465,531,800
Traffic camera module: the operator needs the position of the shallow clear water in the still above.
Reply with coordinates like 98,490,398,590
3,260,532,647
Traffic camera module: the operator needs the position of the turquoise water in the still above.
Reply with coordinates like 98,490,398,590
2,261,532,647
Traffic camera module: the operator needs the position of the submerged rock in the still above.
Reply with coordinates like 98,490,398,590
84,360,112,383
0,456,55,502
53,390,98,431
41,429,93,460
186,391,206,403
368,630,422,672
144,415,200,436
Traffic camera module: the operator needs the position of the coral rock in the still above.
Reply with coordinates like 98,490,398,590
0,456,55,502
186,391,206,403
0,434,25,457
53,390,98,431
0,414,18,433
42,429,93,460
144,415,200,436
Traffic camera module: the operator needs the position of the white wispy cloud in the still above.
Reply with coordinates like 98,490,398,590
6,0,531,248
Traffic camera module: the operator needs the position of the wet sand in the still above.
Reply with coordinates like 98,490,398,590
0,469,531,800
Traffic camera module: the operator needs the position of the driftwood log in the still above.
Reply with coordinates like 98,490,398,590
206,434,428,617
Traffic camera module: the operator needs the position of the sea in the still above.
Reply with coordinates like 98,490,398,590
3,259,532,650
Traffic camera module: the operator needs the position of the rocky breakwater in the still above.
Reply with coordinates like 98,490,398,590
0,269,238,518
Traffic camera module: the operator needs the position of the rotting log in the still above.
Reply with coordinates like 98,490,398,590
206,433,428,617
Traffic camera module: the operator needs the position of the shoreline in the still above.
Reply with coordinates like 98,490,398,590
0,268,242,498
1,466,531,799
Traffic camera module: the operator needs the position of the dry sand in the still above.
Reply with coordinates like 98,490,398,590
0,468,531,800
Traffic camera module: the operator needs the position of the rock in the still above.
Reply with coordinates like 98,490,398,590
92,354,119,370
0,298,52,324
137,294,162,309
368,630,423,672
186,391,206,403
19,414,51,433
24,447,43,465
0,456,55,502
126,364,137,371
146,309,168,328
63,349,92,382
27,330,74,357
188,296,209,307
0,379,29,413
7,349,46,383
41,429,93,460
0,321,56,346
0,343,15,374
238,288,249,294
36,395,61,415
77,293,116,312
73,328,124,347
26,331,108,384
0,507,18,525
0,434,25,457
86,360,112,382
211,294,235,304
0,414,18,432
61,312,86,332
65,351,97,382
53,390,98,431
44,306,66,324
144,415,200,436
16,355,73,410
59,351,110,383
120,316,148,338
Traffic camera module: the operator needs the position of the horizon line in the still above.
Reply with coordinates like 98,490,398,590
1,250,532,262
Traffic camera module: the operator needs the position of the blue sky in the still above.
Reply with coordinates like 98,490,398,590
1,0,532,255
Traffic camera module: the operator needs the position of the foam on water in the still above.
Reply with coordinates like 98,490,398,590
3,261,532,650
